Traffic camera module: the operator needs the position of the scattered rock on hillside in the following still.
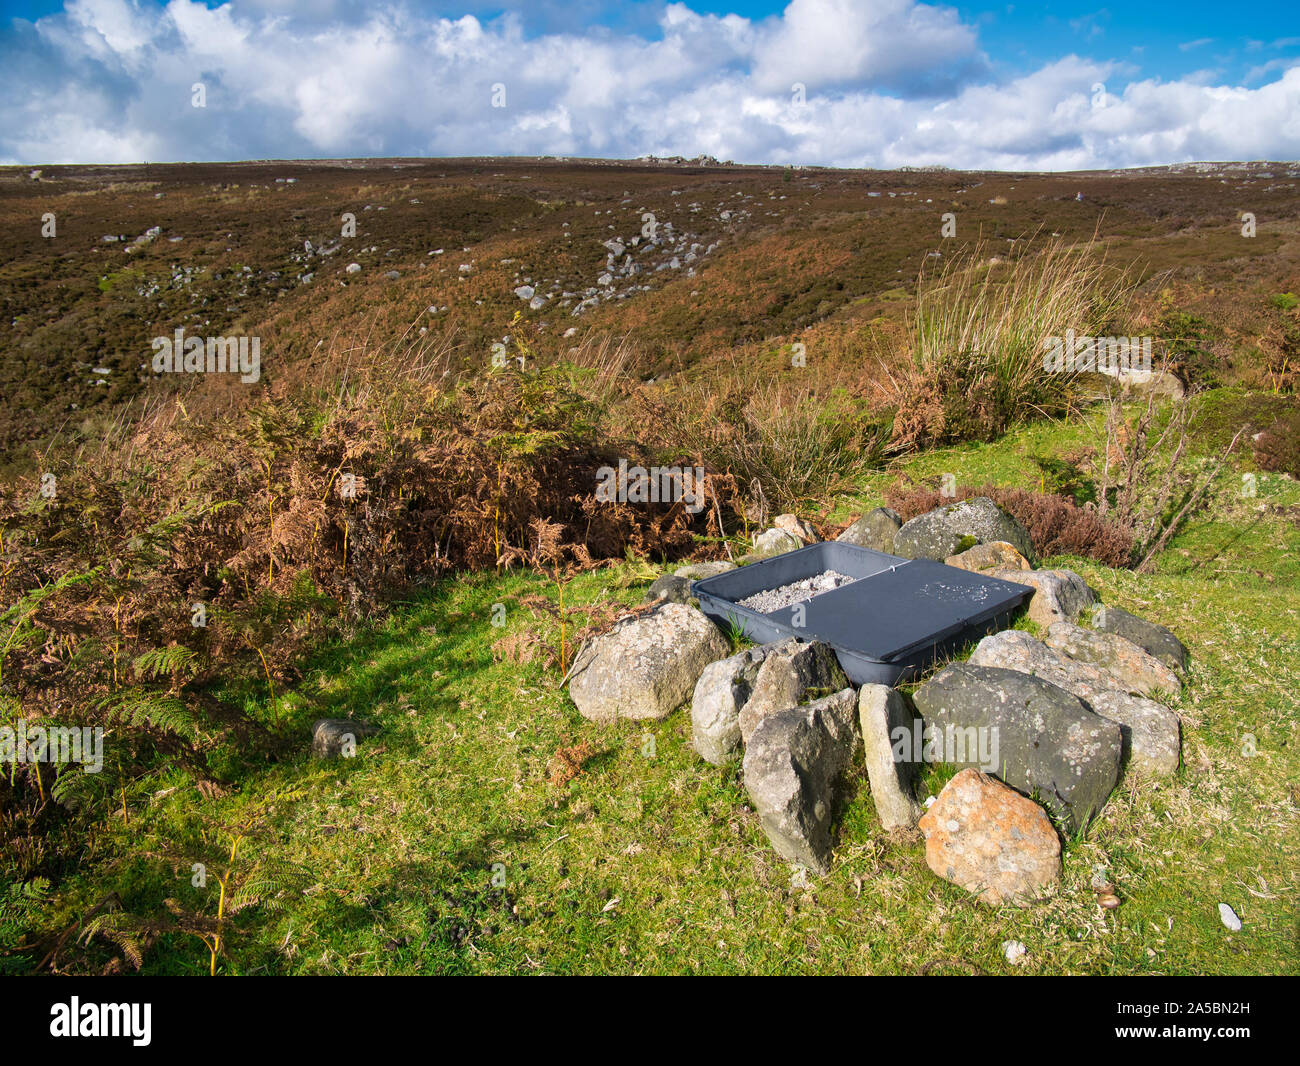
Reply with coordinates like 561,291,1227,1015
912,663,1122,833
1045,622,1182,697
568,603,728,722
738,638,848,744
894,497,1036,564
858,684,923,829
312,718,379,759
945,540,1032,573
835,507,902,553
918,768,1062,905
743,688,861,874
1087,603,1189,673
969,629,1180,777
987,567,1095,626
691,646,770,765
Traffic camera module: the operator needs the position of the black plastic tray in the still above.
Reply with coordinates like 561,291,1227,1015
691,542,1033,685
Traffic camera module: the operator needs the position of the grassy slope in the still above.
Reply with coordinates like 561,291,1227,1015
46,389,1298,975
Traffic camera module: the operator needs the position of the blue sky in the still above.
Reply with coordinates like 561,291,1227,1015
1,0,1297,167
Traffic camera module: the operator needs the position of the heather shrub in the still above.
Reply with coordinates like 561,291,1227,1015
1254,409,1300,477
884,481,1135,567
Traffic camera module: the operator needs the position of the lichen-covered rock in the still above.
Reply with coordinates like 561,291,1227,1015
737,638,848,744
568,603,728,722
858,685,922,829
1086,604,1189,673
691,646,769,765
643,573,692,604
986,567,1095,626
918,768,1061,905
748,527,804,559
944,540,1033,573
1045,622,1182,697
743,688,860,874
894,497,1036,564
835,507,902,553
969,629,1180,777
912,663,1122,833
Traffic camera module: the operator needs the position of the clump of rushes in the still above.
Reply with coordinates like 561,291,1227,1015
891,233,1144,449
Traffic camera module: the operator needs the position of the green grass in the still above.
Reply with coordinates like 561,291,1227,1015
26,397,1297,975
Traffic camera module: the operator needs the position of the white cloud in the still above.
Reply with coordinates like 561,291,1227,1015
1,0,1297,168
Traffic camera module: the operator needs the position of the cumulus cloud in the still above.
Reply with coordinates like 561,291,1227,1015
0,0,1297,167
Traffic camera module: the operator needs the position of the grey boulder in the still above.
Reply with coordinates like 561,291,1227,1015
644,573,692,604
969,629,1180,777
1045,622,1182,698
912,663,1122,834
858,684,923,829
743,687,861,874
987,567,1095,627
737,638,848,744
893,497,1036,564
568,603,728,722
691,646,769,765
312,718,379,759
1087,603,1189,673
835,507,902,553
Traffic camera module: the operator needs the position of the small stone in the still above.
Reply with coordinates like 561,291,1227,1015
773,513,818,543
1002,940,1028,965
643,573,691,605
1218,903,1242,931
312,718,378,759
748,527,803,558
945,540,1032,573
674,561,736,581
